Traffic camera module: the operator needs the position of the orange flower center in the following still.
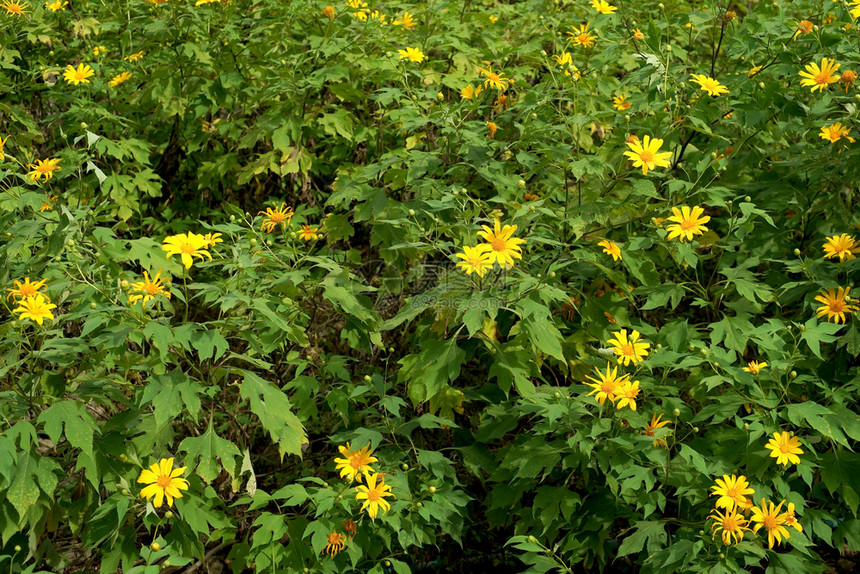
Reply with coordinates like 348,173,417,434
144,282,160,295
486,72,500,83
621,343,635,356
680,218,695,230
762,515,777,530
366,489,380,502
7,3,23,12
638,150,654,164
490,236,507,252
724,487,738,499
577,34,590,44
180,242,197,254
19,285,36,296
779,441,793,454
814,71,832,85
723,516,738,531
829,299,845,313
601,381,615,394
349,454,367,470
156,475,172,488
269,212,287,223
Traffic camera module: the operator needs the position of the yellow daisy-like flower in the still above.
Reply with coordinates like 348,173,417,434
392,11,416,30
852,1,860,19
259,202,294,232
633,28,644,40
710,474,755,511
477,65,513,91
765,431,804,466
455,245,493,278
203,232,222,248
460,84,483,100
614,379,640,411
584,363,628,405
665,205,711,242
7,277,48,300
137,457,190,509
26,157,62,182
476,219,525,269
742,360,767,375
799,57,840,93
161,232,212,269
814,286,858,324
45,0,66,10
819,122,854,144
642,413,672,447
92,45,107,56
1,0,29,15
612,95,631,110
108,71,132,87
128,270,171,308
590,0,616,14
823,234,860,262
780,502,803,533
552,51,573,67
323,531,346,557
690,74,729,97
708,507,751,546
334,442,377,483
606,329,650,366
125,51,145,61
63,63,95,85
598,239,622,261
355,472,394,519
750,499,790,549
568,23,597,48
298,224,320,241
748,65,763,77
12,294,57,325
623,135,672,175
397,47,424,63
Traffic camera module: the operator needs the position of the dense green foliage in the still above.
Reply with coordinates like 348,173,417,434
2,0,860,572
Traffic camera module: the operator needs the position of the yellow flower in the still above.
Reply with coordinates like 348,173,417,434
486,121,497,139
552,51,573,67
598,239,621,261
92,45,107,56
323,531,346,557
203,232,223,248
779,502,803,533
750,499,790,549
392,11,416,30
26,157,62,182
161,232,212,269
137,457,190,509
793,20,813,40
1,0,29,15
7,277,47,300
823,233,860,262
690,74,729,97
128,270,171,308
614,379,640,410
814,286,858,324
40,195,56,212
584,363,627,405
108,71,133,87
819,122,854,144
748,65,763,77
12,294,57,325
455,245,493,277
488,14,498,23
643,413,672,447
477,65,513,91
354,472,394,519
125,51,145,61
368,10,386,23
665,205,711,242
460,84,483,100
633,28,644,40
612,95,631,110
259,202,294,232
606,328,650,366
710,474,755,511
708,507,751,546
590,0,616,14
623,134,672,175
476,219,525,268
63,63,95,85
568,23,597,48
334,442,377,483
742,360,767,375
397,47,424,63
852,1,860,19
298,224,320,241
799,57,840,93
321,5,335,19
765,431,804,466
0,135,8,161
45,0,66,10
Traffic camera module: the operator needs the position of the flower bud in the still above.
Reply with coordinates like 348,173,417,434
364,375,372,382
531,113,538,119
266,239,273,246
229,214,236,222
673,408,681,417
401,463,409,471
388,347,395,353
693,426,699,433
249,238,257,247
743,423,750,430
428,486,437,494
553,392,561,399
14,545,22,552
549,271,556,278
119,453,128,462
528,535,538,543
518,179,526,189
744,196,751,202
150,542,160,551
121,279,130,289
658,2,664,8
759,81,765,89
540,50,547,56
793,248,801,256
408,209,416,216
80,122,88,129
790,370,797,379
90,302,98,309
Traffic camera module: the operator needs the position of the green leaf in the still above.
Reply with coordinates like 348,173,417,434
37,401,98,460
800,318,842,359
617,520,667,557
179,423,241,483
238,370,307,460
8,451,40,519
397,337,466,405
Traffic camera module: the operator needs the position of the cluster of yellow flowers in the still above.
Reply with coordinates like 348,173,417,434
454,218,525,278
258,202,322,240
815,234,860,323
584,328,650,411
343,0,415,29
7,277,56,326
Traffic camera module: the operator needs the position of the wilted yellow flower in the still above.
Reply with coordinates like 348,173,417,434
7,277,48,300
323,531,346,557
643,414,672,447
823,233,860,261
814,286,857,323
743,360,767,375
13,294,57,325
45,0,66,10
623,135,672,175
460,84,483,100
92,45,107,56
552,51,573,67
137,458,189,509
486,121,497,139
799,57,840,93
793,20,813,40
321,5,335,19
633,28,644,40
0,135,8,161
128,270,171,308
108,71,132,87
397,47,424,63
780,503,803,533
125,51,145,61
690,74,729,96
26,158,62,182
842,70,857,91
748,65,763,77
161,232,212,269
63,63,95,85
